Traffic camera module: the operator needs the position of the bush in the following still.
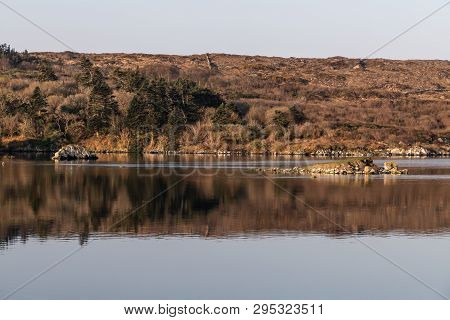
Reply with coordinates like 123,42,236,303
212,104,240,126
289,105,307,124
38,63,58,81
191,87,224,108
272,110,290,128
0,43,22,68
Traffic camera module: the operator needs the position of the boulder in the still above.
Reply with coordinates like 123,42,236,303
388,146,431,156
257,157,407,176
52,145,98,161
383,161,398,171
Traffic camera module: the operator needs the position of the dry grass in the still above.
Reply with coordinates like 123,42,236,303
1,51,449,154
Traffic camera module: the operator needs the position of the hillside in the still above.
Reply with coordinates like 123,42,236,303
1,47,449,155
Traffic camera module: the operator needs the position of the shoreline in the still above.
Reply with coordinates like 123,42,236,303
2,148,449,158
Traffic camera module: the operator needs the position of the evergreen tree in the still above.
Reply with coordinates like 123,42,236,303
28,87,48,137
126,94,159,131
29,87,47,116
166,106,186,150
86,68,118,134
114,68,148,93
146,78,170,126
78,56,93,86
38,62,58,81
272,110,290,128
289,105,306,124
0,43,22,67
212,103,238,126
190,87,223,108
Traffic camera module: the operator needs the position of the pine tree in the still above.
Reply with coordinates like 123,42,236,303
166,106,186,150
289,105,306,124
78,56,93,86
86,68,118,134
29,87,47,116
28,87,48,137
212,103,237,126
0,43,22,67
38,62,58,81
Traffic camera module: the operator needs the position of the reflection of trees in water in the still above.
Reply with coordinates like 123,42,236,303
0,162,449,246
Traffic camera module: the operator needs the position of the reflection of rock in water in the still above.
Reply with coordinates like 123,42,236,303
0,161,449,246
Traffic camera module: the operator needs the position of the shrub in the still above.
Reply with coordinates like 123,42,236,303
38,63,58,81
289,105,307,124
212,104,239,126
272,110,290,128
0,43,22,68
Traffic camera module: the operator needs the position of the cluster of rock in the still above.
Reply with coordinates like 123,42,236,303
257,158,407,176
386,146,449,156
52,145,98,161
312,149,372,157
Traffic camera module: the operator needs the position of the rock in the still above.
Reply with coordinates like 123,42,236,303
353,59,366,71
388,146,432,156
257,157,407,176
384,161,398,171
52,145,98,161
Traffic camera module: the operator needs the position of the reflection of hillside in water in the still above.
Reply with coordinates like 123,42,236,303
1,161,449,245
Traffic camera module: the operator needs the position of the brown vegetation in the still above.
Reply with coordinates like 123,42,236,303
1,48,449,155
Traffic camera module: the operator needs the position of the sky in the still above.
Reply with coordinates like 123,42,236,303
0,0,449,59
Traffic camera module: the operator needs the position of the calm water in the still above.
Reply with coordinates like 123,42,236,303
0,155,449,299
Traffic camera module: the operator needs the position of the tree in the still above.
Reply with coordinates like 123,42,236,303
0,43,22,68
78,56,93,86
126,93,161,130
272,110,290,128
113,67,148,93
170,79,223,123
28,87,48,137
289,105,306,124
212,104,239,126
38,62,58,81
86,68,118,134
191,87,223,108
166,106,187,150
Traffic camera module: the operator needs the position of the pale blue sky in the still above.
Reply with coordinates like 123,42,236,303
1,0,449,59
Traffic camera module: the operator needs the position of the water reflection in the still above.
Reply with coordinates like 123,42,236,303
0,157,449,247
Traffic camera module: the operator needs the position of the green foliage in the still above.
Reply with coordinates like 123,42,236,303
28,87,48,137
190,87,223,108
229,101,250,117
78,56,93,86
113,68,148,93
29,87,47,115
0,43,22,67
169,80,200,123
126,93,161,132
0,94,26,115
289,105,306,124
248,124,265,141
38,62,58,81
166,106,187,150
272,110,290,128
86,68,118,134
212,103,239,126
126,76,222,130
1,54,226,151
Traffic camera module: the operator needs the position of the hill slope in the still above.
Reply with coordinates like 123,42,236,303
1,49,449,155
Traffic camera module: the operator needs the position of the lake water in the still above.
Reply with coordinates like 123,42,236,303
0,155,449,299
